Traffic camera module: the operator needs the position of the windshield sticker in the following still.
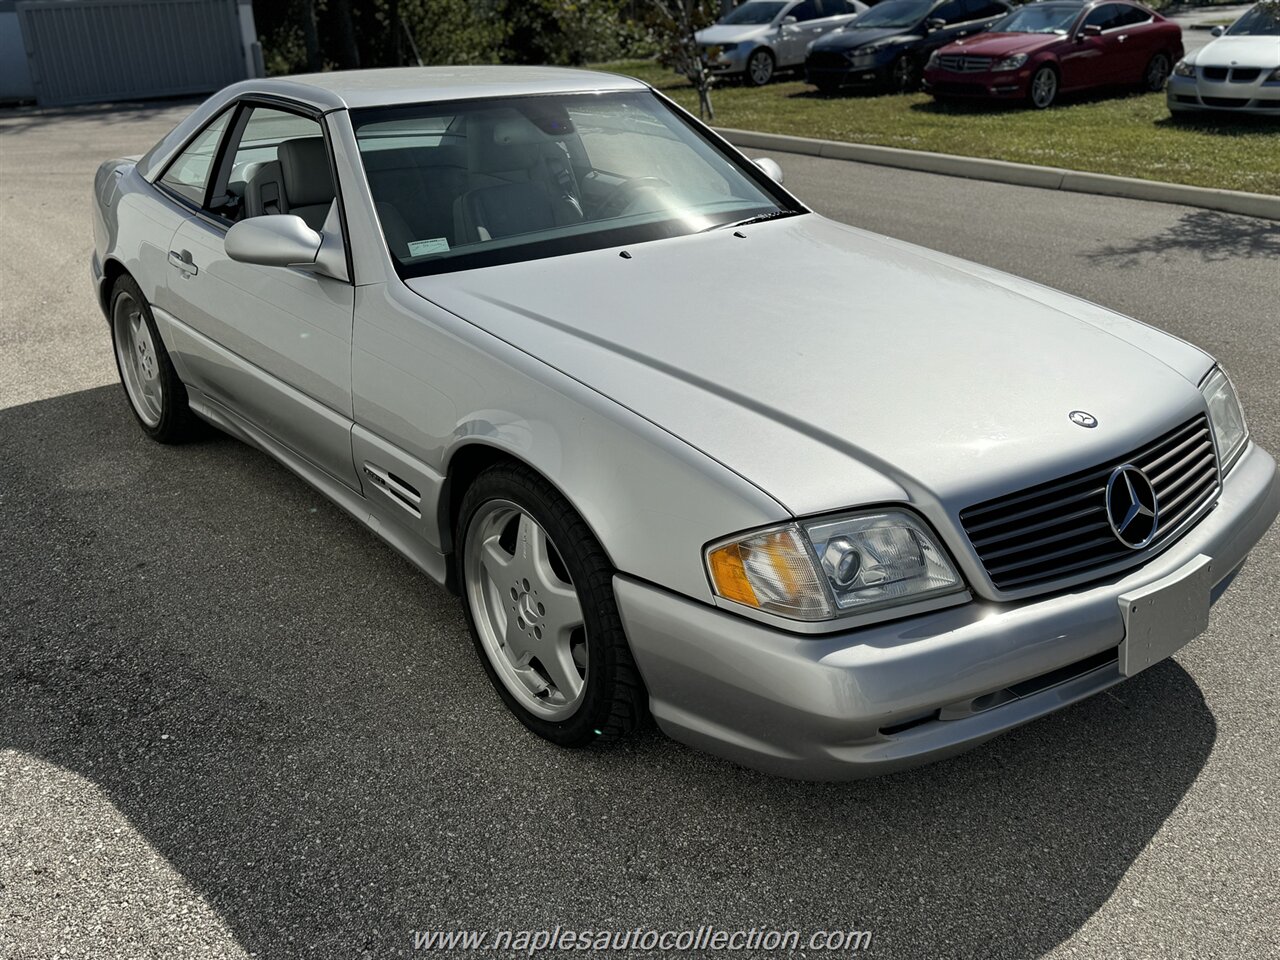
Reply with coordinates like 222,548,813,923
408,238,451,257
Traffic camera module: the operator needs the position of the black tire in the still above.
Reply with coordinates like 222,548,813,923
745,48,775,86
109,274,201,443
1143,52,1171,92
456,462,648,747
1028,64,1058,109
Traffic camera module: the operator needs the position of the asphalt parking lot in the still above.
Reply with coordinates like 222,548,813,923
2,103,1278,960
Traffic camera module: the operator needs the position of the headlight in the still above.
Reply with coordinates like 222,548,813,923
1268,67,1280,81
927,50,941,68
1201,366,1248,472
992,53,1028,72
1173,60,1196,78
706,510,964,622
719,42,739,52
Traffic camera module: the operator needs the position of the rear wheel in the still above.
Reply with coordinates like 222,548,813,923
746,48,775,86
456,463,647,747
1028,65,1058,109
110,275,199,443
1144,52,1172,92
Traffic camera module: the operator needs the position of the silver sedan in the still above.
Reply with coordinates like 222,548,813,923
91,66,1279,779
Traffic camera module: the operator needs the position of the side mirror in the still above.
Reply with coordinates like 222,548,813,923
1210,25,1225,37
1081,23,1103,37
926,17,946,31
753,157,785,185
781,15,798,26
225,215,322,269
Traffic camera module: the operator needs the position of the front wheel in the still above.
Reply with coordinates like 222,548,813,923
1144,53,1172,92
745,48,775,86
1028,65,1058,109
456,463,647,747
890,55,920,93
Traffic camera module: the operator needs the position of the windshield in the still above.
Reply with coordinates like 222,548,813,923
991,3,1081,33
353,92,797,277
721,1,789,24
1226,2,1280,35
849,0,933,29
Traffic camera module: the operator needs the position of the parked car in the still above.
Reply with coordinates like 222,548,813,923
923,0,1182,109
92,67,1279,780
696,0,868,86
1168,2,1280,116
805,0,1013,92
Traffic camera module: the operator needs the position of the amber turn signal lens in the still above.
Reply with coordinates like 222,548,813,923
707,542,760,607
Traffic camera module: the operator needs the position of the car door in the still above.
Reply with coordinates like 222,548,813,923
1109,3,1160,83
1060,3,1128,88
159,101,361,491
801,0,861,56
776,0,827,65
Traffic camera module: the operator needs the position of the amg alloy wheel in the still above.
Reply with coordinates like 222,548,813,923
1029,65,1058,109
457,464,646,745
110,275,199,443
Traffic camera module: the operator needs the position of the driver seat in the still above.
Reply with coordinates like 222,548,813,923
453,114,582,243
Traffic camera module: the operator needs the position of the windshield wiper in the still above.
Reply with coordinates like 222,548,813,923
703,210,800,232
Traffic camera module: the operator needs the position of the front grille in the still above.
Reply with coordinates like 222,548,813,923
960,415,1219,592
1202,96,1250,107
1202,66,1229,81
1230,68,1261,83
937,54,993,73
806,51,848,72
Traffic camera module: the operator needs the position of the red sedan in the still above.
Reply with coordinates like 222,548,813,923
922,0,1183,108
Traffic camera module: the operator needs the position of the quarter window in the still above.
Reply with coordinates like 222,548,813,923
159,110,231,206
790,0,822,20
1084,3,1125,31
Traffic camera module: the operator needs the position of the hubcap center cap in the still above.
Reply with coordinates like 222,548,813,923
517,591,541,624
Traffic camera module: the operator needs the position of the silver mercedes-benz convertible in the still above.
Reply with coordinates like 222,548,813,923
91,66,1278,779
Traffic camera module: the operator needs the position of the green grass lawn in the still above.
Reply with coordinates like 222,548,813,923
594,59,1280,196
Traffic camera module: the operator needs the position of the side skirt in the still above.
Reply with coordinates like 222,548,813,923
187,386,451,589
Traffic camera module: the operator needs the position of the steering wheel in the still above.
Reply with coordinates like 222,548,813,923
596,176,671,218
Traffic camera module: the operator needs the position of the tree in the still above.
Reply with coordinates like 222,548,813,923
648,0,718,121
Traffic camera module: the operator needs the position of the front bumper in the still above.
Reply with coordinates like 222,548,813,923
1167,72,1280,115
701,46,752,76
924,68,1031,100
617,442,1279,780
805,48,897,86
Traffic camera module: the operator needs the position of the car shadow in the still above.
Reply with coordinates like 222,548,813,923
1085,208,1280,267
2,386,1217,958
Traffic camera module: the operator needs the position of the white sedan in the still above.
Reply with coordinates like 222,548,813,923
1168,2,1280,115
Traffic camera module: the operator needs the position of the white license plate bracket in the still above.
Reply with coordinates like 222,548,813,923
1118,554,1215,677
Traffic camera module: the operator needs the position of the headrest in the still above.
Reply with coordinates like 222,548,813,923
468,112,546,175
277,137,334,207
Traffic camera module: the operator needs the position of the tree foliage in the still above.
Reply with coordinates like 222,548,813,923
645,0,719,120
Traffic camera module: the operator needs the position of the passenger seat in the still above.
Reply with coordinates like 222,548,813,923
244,137,335,231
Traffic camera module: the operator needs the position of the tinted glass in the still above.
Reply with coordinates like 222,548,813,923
791,0,822,19
1084,3,1124,30
1114,4,1151,26
1227,3,1280,35
353,91,796,277
159,110,231,206
720,1,788,23
936,0,969,23
993,2,1081,32
850,0,933,27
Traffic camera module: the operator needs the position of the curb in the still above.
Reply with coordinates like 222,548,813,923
716,128,1280,221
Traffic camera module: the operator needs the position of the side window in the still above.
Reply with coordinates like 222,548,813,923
975,1,1008,18
1085,3,1123,30
159,110,231,206
215,106,335,230
1116,5,1152,26
935,0,968,24
791,0,821,21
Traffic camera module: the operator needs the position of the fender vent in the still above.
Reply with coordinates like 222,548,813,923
362,462,421,517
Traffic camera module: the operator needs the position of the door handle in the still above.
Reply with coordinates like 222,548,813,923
1117,34,1128,42
167,249,198,276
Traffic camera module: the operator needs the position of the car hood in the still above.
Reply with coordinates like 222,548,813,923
1192,34,1280,68
939,32,1062,57
406,215,1212,518
695,23,773,44
811,26,913,51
